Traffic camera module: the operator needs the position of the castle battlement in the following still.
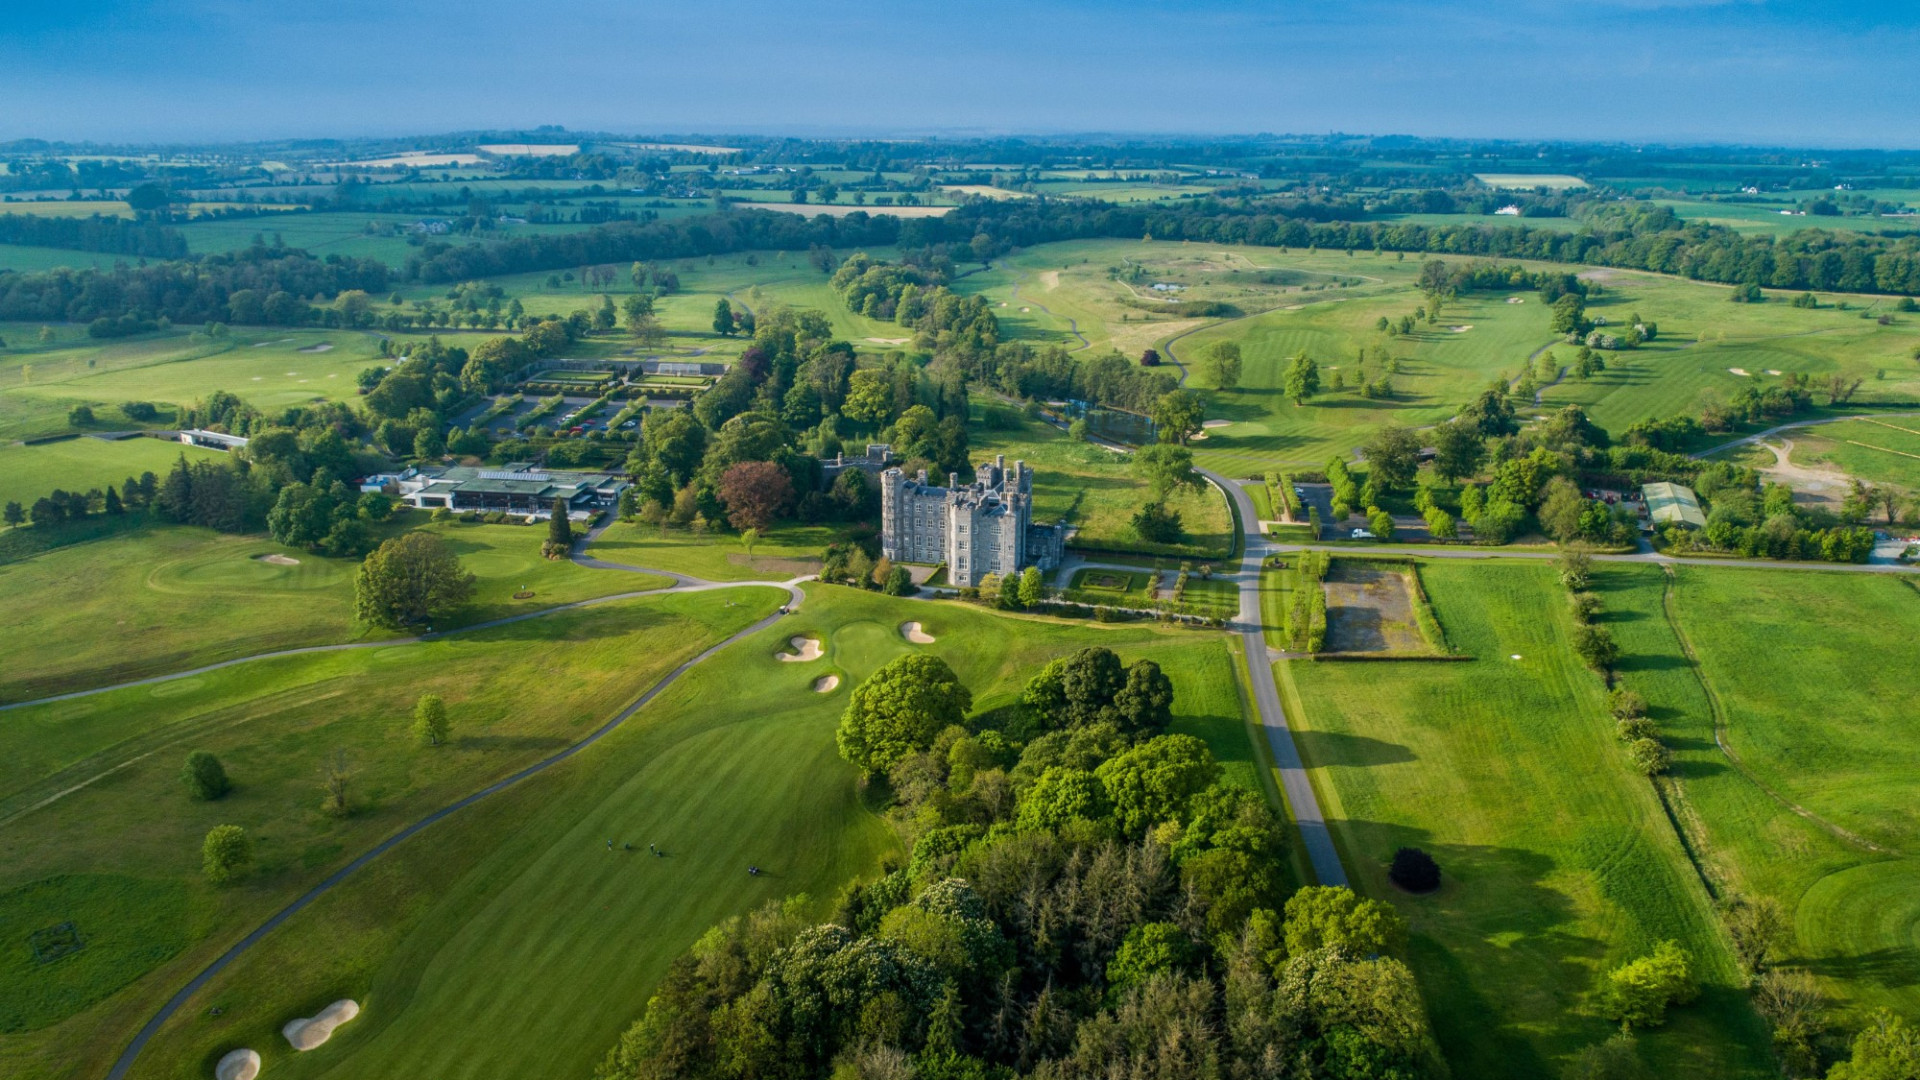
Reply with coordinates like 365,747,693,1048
880,454,1064,587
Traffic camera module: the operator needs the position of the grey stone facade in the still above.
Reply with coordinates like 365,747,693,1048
880,455,1066,587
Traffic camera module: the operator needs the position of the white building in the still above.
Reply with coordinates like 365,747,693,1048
880,455,1065,587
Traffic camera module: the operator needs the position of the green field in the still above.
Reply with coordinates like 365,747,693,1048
1635,567,1920,1021
587,519,837,580
0,437,223,508
0,587,778,1080
1786,416,1920,491
110,586,1260,1080
0,518,669,703
1279,560,1774,1078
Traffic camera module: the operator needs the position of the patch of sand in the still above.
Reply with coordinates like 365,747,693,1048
255,553,300,566
283,999,359,1051
1506,297,1525,304
1020,306,1030,312
297,342,334,353
1202,419,1231,428
813,674,840,693
777,636,823,662
901,622,936,644
251,339,293,348
1766,369,1783,375
1449,325,1473,332
865,337,909,345
1039,270,1060,291
215,1048,260,1080
1728,367,1752,377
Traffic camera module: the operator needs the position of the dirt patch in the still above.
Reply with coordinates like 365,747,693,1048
901,622,936,644
215,1049,260,1080
254,553,300,566
284,999,359,1051
1322,563,1427,654
813,674,840,693
1764,439,1853,508
297,342,334,353
778,637,822,662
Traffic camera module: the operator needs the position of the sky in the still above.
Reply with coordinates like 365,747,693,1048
4,0,1918,147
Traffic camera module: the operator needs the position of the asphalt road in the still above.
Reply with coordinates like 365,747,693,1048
1201,467,1350,888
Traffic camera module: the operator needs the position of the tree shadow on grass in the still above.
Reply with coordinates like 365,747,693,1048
1292,729,1416,768
456,734,571,753
1798,946,1920,990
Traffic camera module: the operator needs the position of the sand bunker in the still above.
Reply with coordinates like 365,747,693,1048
1506,297,1525,304
1728,367,1752,377
255,553,300,566
777,636,823,662
865,337,909,345
901,622,936,644
1766,369,1783,376
214,1048,260,1080
297,343,334,353
1203,419,1232,428
1450,325,1473,332
283,999,359,1051
813,674,840,693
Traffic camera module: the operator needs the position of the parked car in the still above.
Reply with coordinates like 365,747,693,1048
621,419,638,429
1351,528,1377,540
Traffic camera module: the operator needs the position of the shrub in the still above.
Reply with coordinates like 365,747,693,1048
1568,591,1602,624
1616,716,1659,742
1572,624,1618,672
181,751,231,801
1602,940,1698,1028
1627,737,1672,777
202,825,251,885
1608,688,1648,720
1388,847,1441,893
413,693,450,746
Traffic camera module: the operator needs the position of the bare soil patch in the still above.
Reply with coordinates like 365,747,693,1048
1322,562,1426,654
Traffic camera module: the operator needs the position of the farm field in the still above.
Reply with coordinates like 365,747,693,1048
0,518,669,704
1785,416,1920,492
0,587,779,1080
0,436,223,508
971,409,1236,559
0,244,118,272
114,586,1262,1080
1279,559,1774,1079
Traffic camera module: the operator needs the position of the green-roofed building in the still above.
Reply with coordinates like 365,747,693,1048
395,464,627,518
1641,481,1706,529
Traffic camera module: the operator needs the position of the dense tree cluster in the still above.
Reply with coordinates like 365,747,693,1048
598,650,1443,1080
0,213,187,258
830,251,1000,354
0,239,390,326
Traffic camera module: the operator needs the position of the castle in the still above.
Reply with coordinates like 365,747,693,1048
880,455,1066,587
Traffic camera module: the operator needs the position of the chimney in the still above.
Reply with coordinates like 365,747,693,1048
1012,460,1024,491
949,472,958,489
917,469,928,485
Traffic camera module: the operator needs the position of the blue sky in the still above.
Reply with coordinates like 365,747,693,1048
3,0,1917,146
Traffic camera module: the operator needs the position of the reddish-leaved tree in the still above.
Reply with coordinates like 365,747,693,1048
718,460,794,532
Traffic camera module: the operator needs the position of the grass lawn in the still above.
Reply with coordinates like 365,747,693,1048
1279,560,1773,1079
0,517,669,704
971,410,1234,559
1615,565,1920,1022
114,587,1263,1080
587,519,837,580
0,588,781,1080
0,437,224,508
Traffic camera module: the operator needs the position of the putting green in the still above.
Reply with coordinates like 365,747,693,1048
1794,861,1920,1005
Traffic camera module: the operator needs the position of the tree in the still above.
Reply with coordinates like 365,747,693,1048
1151,390,1205,445
1561,1033,1654,1080
3,501,22,526
68,403,95,426
1283,353,1321,405
354,532,477,629
1015,766,1109,831
202,824,251,884
1203,340,1243,390
182,751,231,800
882,564,914,596
1539,477,1587,544
739,526,760,560
1627,738,1671,776
1283,885,1406,956
544,496,574,558
1389,847,1441,893
1573,624,1618,672
1093,734,1220,836
1360,423,1422,490
414,693,450,746
1603,941,1698,1028
1107,923,1197,996
1017,565,1046,608
1557,544,1593,589
1828,1010,1920,1080
321,749,352,817
1131,502,1185,543
836,654,972,773
1551,293,1588,334
103,485,125,514
1431,419,1485,481
718,460,794,532
1367,506,1395,541
712,298,737,336
1131,443,1197,499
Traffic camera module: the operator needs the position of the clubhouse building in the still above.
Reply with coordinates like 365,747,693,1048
392,464,628,519
880,455,1066,587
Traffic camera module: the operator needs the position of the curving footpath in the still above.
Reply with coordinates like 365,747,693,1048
102,532,804,1080
1202,467,1349,887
